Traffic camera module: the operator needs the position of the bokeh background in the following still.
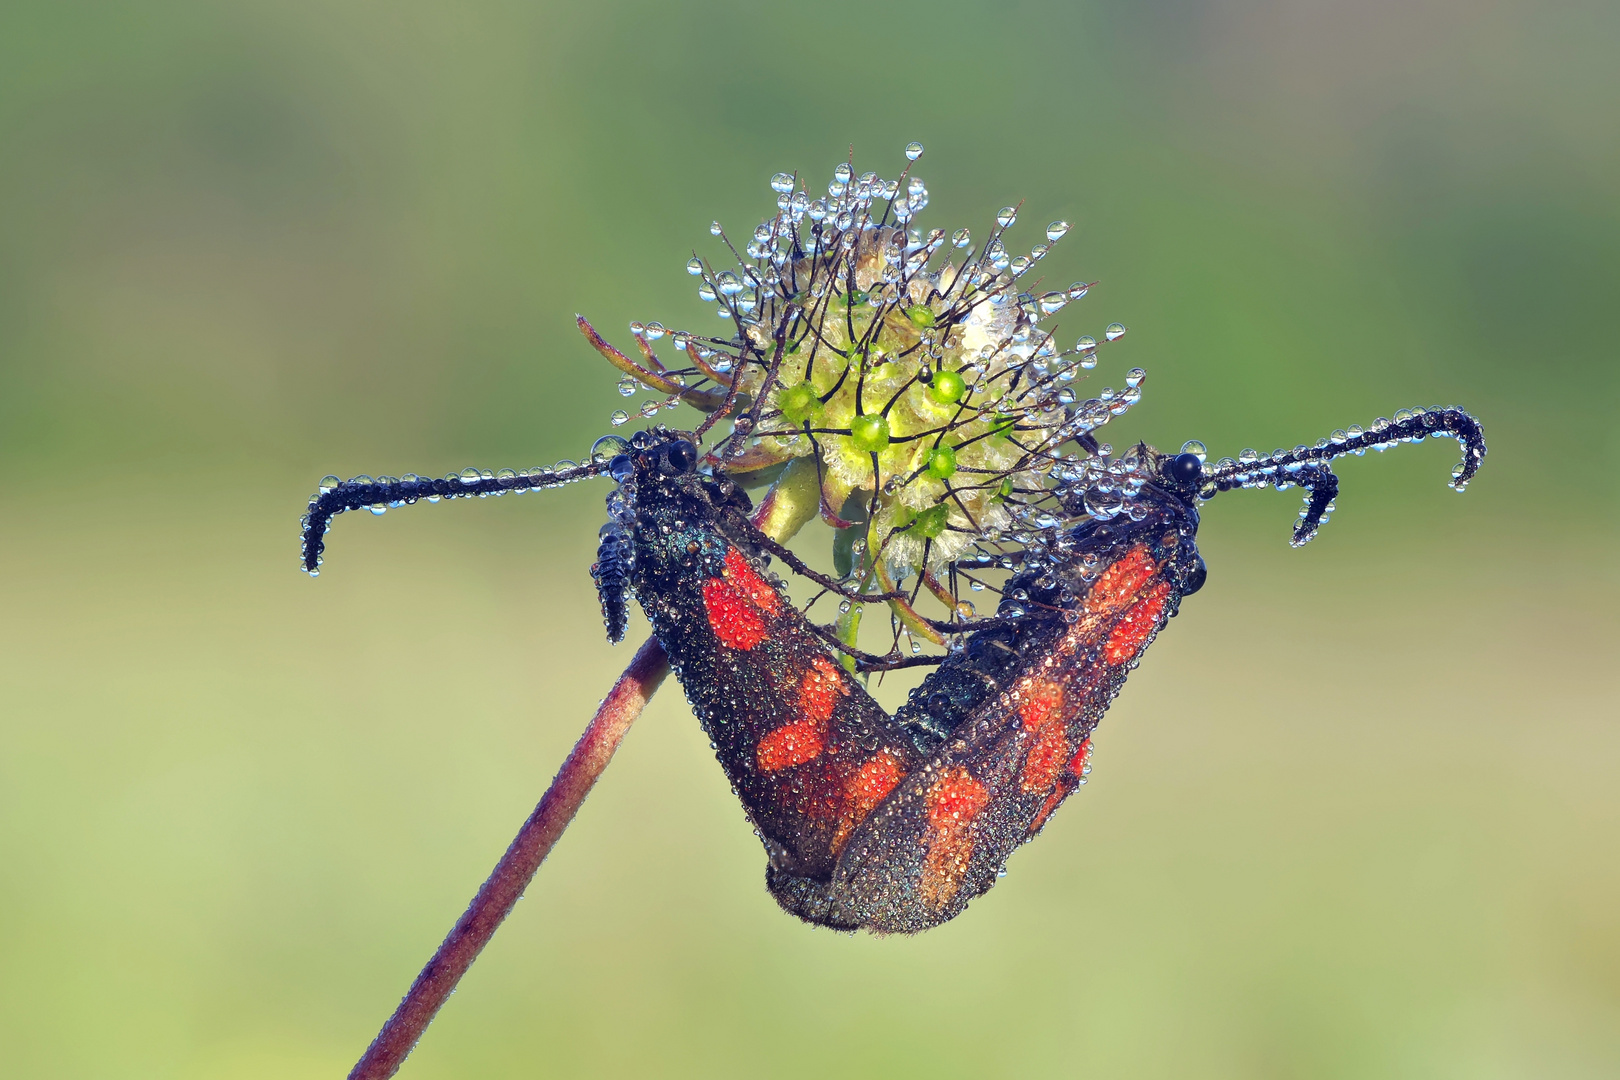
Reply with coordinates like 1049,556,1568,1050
3,0,1616,1076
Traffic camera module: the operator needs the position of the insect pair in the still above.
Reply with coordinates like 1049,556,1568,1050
300,404,1485,933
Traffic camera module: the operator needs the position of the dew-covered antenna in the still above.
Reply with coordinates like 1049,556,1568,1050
300,455,614,575
1197,406,1487,546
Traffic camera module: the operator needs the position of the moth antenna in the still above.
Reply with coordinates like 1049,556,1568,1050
300,458,612,574
1199,405,1485,546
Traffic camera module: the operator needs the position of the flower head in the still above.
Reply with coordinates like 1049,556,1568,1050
589,144,1147,653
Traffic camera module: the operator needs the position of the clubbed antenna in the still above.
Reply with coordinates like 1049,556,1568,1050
1200,406,1486,545
300,457,613,574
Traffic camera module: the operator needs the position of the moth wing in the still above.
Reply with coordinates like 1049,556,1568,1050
650,539,924,884
778,619,1111,933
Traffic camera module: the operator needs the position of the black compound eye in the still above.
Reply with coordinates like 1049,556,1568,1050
608,454,634,483
1166,453,1203,486
1182,555,1207,596
660,439,698,475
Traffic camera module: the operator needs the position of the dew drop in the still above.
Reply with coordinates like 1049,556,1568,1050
610,410,630,426
1046,220,1071,241
996,207,1017,228
318,475,340,494
1105,323,1127,342
904,141,924,161
770,172,794,194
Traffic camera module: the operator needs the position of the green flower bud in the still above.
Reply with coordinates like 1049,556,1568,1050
905,305,936,328
849,413,891,452
928,369,966,405
778,381,821,423
925,445,958,479
915,504,950,539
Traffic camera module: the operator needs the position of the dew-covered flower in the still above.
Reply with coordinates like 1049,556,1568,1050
587,144,1145,651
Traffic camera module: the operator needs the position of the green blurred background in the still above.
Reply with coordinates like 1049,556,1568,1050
2,0,1616,1076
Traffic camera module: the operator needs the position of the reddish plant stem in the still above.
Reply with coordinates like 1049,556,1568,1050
349,636,670,1080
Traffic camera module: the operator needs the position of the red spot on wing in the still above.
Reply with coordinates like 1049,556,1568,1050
921,767,991,911
1031,738,1094,835
1085,545,1158,615
1067,737,1093,778
1017,679,1068,795
756,656,845,773
848,752,903,812
702,578,768,650
1104,581,1172,665
722,547,780,615
1021,728,1068,795
797,655,845,724
1017,679,1065,732
829,751,906,853
702,547,783,651
755,720,822,772
927,767,991,830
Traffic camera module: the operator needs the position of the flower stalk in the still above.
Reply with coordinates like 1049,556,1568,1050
348,636,670,1080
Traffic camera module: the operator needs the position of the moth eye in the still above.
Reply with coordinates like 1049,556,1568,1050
1165,453,1203,486
661,439,699,475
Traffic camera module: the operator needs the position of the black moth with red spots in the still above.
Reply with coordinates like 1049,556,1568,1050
604,427,1207,932
299,410,1485,933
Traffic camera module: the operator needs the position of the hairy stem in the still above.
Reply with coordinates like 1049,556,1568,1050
348,636,670,1080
